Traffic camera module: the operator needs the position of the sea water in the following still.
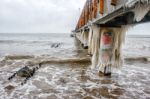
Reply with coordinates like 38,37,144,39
0,33,150,99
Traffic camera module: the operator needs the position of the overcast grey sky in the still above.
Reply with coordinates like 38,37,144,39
0,0,86,33
0,0,149,34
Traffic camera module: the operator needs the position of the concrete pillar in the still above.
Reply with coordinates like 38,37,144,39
98,28,114,75
83,30,89,49
88,26,93,55
81,29,89,49
90,25,101,69
76,26,126,76
97,27,126,76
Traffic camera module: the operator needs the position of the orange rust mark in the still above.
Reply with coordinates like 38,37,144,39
94,0,97,18
90,0,93,20
85,1,88,24
76,0,118,30
100,0,104,14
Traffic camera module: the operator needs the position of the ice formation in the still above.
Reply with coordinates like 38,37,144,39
92,0,149,73
77,0,150,73
90,26,131,73
125,0,150,22
133,2,150,22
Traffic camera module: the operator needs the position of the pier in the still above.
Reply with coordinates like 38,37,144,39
74,0,150,75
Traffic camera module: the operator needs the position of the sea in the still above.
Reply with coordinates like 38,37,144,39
0,33,150,99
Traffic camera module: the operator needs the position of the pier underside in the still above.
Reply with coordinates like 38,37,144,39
96,9,150,27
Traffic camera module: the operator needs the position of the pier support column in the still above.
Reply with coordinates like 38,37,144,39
81,29,89,49
76,26,126,76
98,28,114,75
97,27,126,76
88,26,127,76
90,25,101,69
88,26,93,55
84,29,89,49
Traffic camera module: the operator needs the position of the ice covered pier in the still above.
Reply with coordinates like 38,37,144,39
73,0,150,75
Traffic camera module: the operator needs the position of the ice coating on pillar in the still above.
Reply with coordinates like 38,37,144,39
90,26,130,73
91,25,100,69
133,3,150,22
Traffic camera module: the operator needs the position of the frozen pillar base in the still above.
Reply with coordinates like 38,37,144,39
98,28,114,76
99,64,111,76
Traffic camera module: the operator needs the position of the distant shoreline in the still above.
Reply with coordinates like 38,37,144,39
0,33,149,37
126,35,150,38
0,33,70,34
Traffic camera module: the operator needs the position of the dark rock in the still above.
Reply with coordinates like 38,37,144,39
5,85,15,90
16,66,33,77
51,43,62,48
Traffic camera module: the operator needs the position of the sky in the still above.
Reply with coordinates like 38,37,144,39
0,0,149,34
0,0,86,33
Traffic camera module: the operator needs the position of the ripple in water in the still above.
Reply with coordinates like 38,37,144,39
0,34,150,99
0,57,150,99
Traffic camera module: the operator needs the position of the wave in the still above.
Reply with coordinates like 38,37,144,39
1,55,91,66
124,57,150,62
0,40,16,43
4,55,35,60
1,55,150,66
40,57,91,64
3,55,150,61
0,40,53,44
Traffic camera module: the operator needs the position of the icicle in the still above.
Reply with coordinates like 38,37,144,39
125,0,150,22
80,30,89,48
80,30,85,44
125,0,137,8
84,30,89,48
91,25,100,69
133,3,150,22
141,0,150,4
88,26,93,55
